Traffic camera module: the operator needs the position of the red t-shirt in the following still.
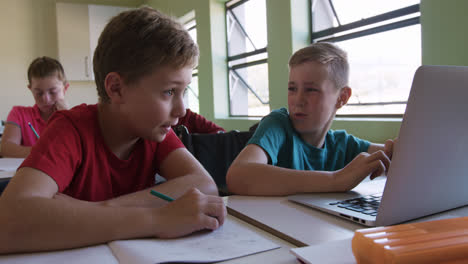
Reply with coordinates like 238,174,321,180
6,105,47,146
20,104,184,201
174,108,225,134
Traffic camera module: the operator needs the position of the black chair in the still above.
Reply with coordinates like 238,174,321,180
0,178,10,196
174,125,253,196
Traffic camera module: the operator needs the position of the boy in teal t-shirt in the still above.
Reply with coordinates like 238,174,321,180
227,42,395,196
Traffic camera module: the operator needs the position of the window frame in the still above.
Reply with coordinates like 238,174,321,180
183,17,200,113
225,0,270,117
310,1,421,118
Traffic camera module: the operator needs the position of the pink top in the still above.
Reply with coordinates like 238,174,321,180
21,104,185,201
6,105,47,146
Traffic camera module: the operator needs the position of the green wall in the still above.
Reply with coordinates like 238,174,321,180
420,0,468,66
145,0,468,143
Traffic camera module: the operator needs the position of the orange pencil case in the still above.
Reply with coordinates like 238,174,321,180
352,217,468,264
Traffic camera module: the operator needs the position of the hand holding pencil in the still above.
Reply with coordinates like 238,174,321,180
149,188,226,238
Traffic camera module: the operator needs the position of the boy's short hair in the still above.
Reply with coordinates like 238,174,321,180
93,6,199,103
27,56,67,85
289,42,349,90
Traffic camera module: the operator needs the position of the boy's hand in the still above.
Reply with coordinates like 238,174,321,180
152,188,227,238
54,98,69,111
333,150,391,191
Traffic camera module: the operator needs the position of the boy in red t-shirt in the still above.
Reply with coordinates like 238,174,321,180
173,108,225,134
0,56,69,158
0,7,226,253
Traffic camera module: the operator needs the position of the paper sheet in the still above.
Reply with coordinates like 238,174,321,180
109,217,280,264
290,238,356,264
0,158,24,171
0,170,15,179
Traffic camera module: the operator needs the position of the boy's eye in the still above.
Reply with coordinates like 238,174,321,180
164,89,175,96
306,88,319,92
184,86,189,96
288,87,296,92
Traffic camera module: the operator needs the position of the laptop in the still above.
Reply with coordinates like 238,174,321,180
288,65,468,227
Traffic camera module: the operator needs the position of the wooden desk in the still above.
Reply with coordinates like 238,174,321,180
227,195,468,247
228,195,358,247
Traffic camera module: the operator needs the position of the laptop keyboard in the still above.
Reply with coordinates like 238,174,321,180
329,193,382,216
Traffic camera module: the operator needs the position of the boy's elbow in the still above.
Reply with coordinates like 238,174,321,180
226,165,249,195
197,174,219,196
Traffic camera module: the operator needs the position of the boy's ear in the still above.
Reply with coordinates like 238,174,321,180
63,82,70,93
104,72,125,104
336,86,352,109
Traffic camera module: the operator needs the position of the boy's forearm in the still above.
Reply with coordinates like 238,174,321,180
102,173,218,208
227,163,336,196
0,196,154,254
156,173,219,197
0,141,31,158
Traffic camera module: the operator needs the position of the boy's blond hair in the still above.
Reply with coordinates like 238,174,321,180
93,6,199,103
289,42,349,90
27,56,67,85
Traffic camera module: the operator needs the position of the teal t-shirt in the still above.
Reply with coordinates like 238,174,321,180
248,108,371,171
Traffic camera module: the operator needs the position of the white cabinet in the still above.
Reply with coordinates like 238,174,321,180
56,3,131,81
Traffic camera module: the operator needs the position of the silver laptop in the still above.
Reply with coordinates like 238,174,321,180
288,65,468,227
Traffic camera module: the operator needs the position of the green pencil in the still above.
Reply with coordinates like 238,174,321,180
28,122,40,139
150,190,174,202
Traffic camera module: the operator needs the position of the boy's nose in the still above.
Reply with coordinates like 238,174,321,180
173,97,186,118
295,95,306,107
42,94,51,104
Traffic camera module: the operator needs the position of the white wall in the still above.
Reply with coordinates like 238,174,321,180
0,0,141,120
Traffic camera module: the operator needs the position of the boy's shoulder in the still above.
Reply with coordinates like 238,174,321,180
9,105,36,113
326,129,352,141
268,108,289,118
257,108,291,128
253,108,293,138
327,129,348,137
326,129,370,149
260,108,290,124
7,105,40,120
57,103,95,116
51,103,97,125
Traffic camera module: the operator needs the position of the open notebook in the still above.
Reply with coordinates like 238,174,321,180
0,217,279,264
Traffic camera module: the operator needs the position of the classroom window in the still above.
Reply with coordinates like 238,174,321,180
226,0,270,117
184,19,200,114
311,0,421,116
